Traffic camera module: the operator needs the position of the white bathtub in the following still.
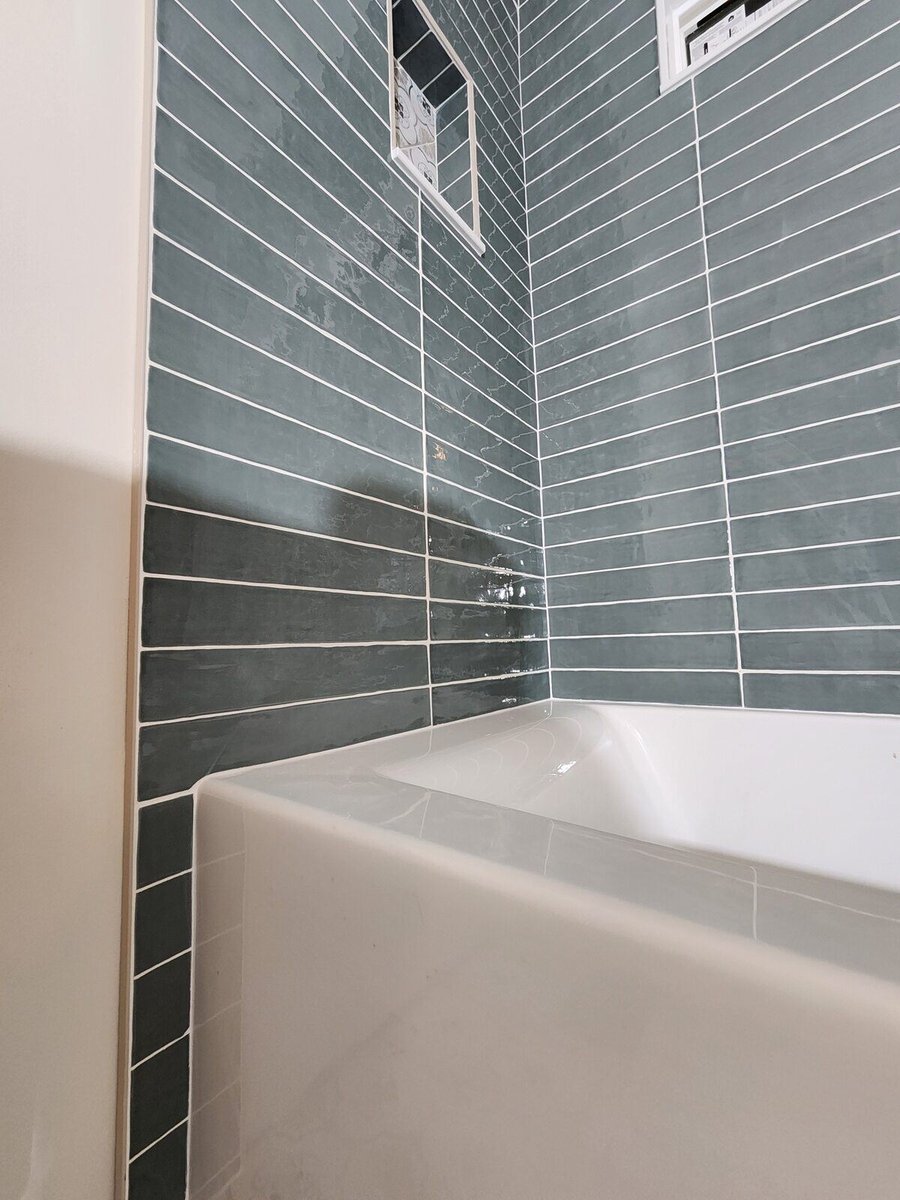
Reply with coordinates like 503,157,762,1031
190,700,900,1200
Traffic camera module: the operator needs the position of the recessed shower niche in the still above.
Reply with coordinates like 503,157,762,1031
388,0,484,253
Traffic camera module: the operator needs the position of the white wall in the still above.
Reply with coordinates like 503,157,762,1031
0,2,150,1196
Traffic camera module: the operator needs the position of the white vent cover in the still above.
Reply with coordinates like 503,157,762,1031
656,0,809,91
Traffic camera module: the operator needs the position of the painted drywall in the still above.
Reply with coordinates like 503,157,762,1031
521,0,900,715
128,0,544,1191
0,1,150,1198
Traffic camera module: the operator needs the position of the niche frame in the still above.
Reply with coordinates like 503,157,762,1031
387,0,485,255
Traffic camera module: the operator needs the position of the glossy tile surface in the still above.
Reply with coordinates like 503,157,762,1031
526,0,900,715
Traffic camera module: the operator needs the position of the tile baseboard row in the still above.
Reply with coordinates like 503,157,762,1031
124,0,900,1194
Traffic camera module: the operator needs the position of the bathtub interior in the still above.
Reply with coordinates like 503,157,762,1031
213,698,900,891
198,699,900,991
190,711,900,1200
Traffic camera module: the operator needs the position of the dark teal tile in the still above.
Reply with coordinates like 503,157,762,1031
548,556,733,606
552,669,742,706
147,369,423,510
138,688,430,799
544,482,726,546
141,577,426,647
431,671,549,722
134,876,191,976
151,240,422,424
129,1036,189,1157
128,1118,187,1200
741,629,900,672
550,594,735,637
744,672,900,715
735,538,900,593
143,505,425,595
430,638,548,682
141,644,428,720
551,633,737,670
546,521,729,577
430,600,547,642
154,117,420,339
542,448,723,518
132,954,192,1065
738,583,900,630
136,796,193,889
146,437,425,553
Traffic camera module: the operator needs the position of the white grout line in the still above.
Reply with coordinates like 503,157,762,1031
144,570,424,599
517,0,553,703
525,68,658,169
422,213,531,322
424,270,533,361
712,223,900,309
695,0,874,112
706,141,900,245
128,1117,189,1165
542,407,718,461
155,103,418,308
230,0,389,129
431,668,548,688
543,441,716,494
429,469,541,519
702,45,900,173
134,947,191,983
148,428,425,517
533,204,701,298
136,867,192,894
552,666,900,674
524,32,657,143
692,78,744,705
541,371,715,433
131,1032,190,1073
426,391,538,458
724,398,900,450
140,681,431,727
543,479,721,523
530,174,697,268
530,110,693,216
155,166,421,346
710,23,897,138
426,508,544,551
717,307,900,373
418,196,435,726
430,428,541,488
151,293,423,432
150,360,421,468
146,498,426,558
425,351,538,432
545,515,725,550
153,231,421,390
535,247,705,347
549,627,900,638
144,640,427,651
155,51,413,265
538,337,712,406
537,299,709,377
423,313,535,401
529,133,695,238
519,0,633,85
163,9,418,233
522,14,652,116
718,265,900,343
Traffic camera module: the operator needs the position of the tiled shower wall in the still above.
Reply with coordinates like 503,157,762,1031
522,0,900,714
128,0,545,1191
129,0,900,1192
